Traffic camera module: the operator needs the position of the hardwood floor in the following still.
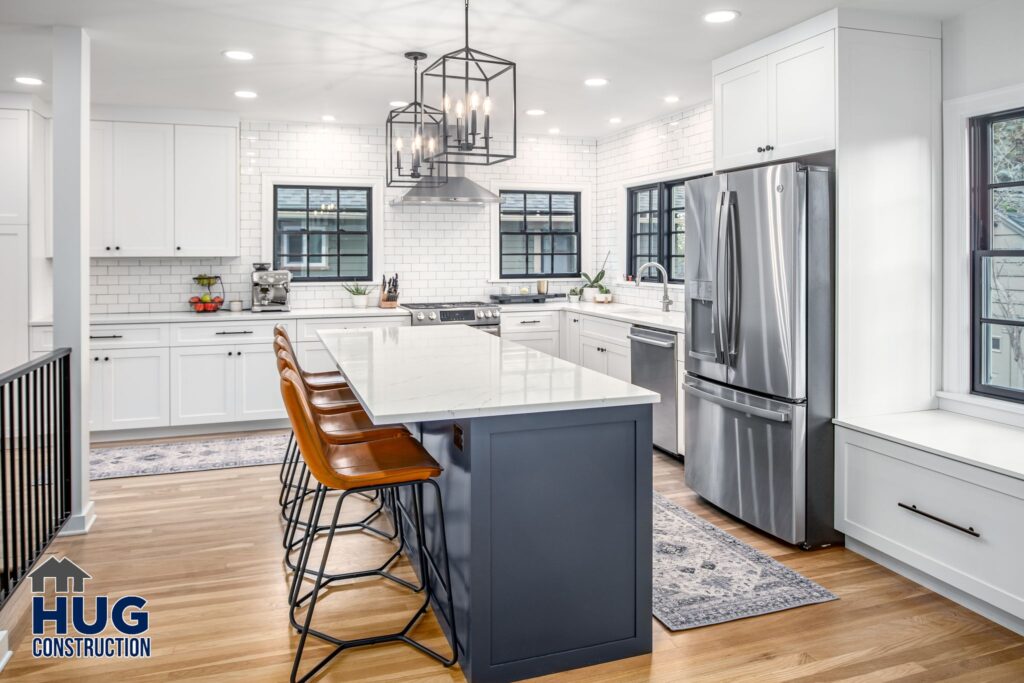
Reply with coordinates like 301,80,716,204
4,449,1022,681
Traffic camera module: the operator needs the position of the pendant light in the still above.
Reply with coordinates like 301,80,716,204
386,52,448,188
421,0,517,166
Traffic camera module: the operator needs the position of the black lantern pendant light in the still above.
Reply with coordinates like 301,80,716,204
386,52,448,188
421,0,517,166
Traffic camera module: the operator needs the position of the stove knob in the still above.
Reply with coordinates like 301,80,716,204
484,310,493,318
416,313,425,320
477,310,485,318
428,312,437,320
492,309,500,317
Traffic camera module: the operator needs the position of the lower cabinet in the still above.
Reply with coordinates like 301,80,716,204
294,341,338,374
90,348,170,431
503,330,560,356
170,344,287,426
560,312,581,364
579,335,630,382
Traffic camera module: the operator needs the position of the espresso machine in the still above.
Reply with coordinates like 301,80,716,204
251,263,292,312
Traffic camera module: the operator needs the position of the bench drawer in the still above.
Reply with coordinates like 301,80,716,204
580,315,631,348
89,324,169,349
500,310,559,333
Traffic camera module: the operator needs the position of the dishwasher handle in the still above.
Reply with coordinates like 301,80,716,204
682,383,791,423
627,333,674,348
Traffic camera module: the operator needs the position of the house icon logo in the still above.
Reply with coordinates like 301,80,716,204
28,556,152,660
28,557,92,594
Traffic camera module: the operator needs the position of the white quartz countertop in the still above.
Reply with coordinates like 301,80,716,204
30,307,411,326
317,325,659,423
835,410,1024,481
500,301,686,334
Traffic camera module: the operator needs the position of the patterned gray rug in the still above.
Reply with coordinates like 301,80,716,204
90,433,289,480
653,492,837,630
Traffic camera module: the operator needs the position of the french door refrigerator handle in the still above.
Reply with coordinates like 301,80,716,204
724,194,740,358
682,383,791,423
713,191,728,362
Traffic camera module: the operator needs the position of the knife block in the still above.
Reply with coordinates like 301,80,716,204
378,289,399,309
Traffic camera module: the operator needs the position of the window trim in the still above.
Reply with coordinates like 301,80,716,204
261,175,384,285
626,174,705,284
497,189,582,279
969,106,1024,404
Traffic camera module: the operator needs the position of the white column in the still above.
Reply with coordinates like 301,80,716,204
52,26,95,535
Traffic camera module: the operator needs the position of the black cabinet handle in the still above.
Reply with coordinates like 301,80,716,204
898,502,980,538
236,351,242,356
227,351,233,356
215,331,254,335
93,356,99,361
115,246,120,251
519,320,541,325
757,146,765,153
765,144,774,152
105,246,111,251
90,334,123,340
176,246,182,251
103,356,109,362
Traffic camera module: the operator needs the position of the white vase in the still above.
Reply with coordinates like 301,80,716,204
582,288,596,302
567,294,581,303
351,294,369,308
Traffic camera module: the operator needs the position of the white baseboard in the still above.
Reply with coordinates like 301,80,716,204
846,538,1024,636
91,419,289,443
59,499,96,537
0,630,11,672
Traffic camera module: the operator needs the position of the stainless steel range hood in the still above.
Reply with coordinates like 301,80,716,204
395,164,498,206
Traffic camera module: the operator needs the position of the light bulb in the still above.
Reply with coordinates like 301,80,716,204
470,92,480,111
428,138,436,153
413,134,422,149
455,99,465,118
395,138,404,151
483,96,492,115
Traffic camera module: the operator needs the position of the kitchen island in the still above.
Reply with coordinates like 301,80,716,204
317,325,658,683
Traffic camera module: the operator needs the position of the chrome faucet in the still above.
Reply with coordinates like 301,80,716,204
635,262,673,312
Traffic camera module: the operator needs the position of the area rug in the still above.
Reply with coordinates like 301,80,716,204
90,433,289,480
653,492,837,630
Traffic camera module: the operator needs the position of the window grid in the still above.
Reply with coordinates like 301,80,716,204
272,185,373,282
627,175,705,284
499,191,581,278
970,107,1024,404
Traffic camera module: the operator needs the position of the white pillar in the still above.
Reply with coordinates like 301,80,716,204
52,26,95,535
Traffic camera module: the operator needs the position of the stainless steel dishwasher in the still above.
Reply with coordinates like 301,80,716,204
628,325,678,456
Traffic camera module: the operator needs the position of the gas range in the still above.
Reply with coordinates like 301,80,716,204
402,301,501,327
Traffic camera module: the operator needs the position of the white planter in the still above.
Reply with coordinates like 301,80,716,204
582,288,597,302
567,294,581,303
350,294,369,308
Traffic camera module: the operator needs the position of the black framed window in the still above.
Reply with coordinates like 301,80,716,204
273,185,372,281
499,191,580,278
627,177,700,283
970,107,1024,403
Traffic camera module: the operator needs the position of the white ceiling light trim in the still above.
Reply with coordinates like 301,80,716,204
234,90,258,99
584,77,608,87
703,9,740,23
525,109,546,116
14,76,43,86
389,100,409,107
222,50,254,61
663,95,679,103
547,127,560,134
321,115,336,122
609,117,622,124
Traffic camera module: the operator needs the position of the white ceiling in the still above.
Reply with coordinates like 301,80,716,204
0,0,984,136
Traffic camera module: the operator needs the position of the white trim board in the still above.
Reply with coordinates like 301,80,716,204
260,174,386,284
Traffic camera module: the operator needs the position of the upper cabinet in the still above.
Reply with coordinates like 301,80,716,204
91,120,239,258
0,109,29,225
714,31,835,170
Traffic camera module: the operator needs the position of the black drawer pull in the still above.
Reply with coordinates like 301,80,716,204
519,320,541,325
898,502,980,538
90,334,124,339
215,330,254,335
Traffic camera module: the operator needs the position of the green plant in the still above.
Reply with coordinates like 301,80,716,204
343,283,376,296
581,250,611,289
568,286,582,296
597,284,610,295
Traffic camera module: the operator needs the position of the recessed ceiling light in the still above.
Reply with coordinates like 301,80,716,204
14,76,43,86
703,9,740,23
664,95,679,103
548,127,560,135
526,109,546,116
322,115,337,122
389,100,408,107
609,117,622,124
234,90,258,99
526,137,538,143
584,77,608,87
222,50,254,61
669,121,680,126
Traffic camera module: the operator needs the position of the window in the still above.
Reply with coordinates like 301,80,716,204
627,177,698,283
273,185,372,281
970,107,1024,403
498,191,581,278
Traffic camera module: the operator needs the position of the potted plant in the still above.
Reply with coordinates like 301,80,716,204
343,283,376,308
596,284,613,303
567,286,582,303
581,251,611,302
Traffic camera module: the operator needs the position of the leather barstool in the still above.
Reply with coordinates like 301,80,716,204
280,368,458,682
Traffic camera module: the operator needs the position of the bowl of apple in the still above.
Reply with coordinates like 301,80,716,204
189,293,224,313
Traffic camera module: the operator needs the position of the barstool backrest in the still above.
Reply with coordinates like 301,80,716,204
279,367,339,487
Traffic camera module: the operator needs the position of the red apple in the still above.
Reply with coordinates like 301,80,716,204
193,303,204,312
204,302,216,312
189,296,200,304
213,296,223,304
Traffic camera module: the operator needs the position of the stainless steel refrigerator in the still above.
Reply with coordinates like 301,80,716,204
683,161,841,548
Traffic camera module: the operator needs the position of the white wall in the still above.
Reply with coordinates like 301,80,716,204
943,0,1024,101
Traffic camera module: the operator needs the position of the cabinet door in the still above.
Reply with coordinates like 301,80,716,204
0,109,28,224
112,122,174,256
103,348,170,430
236,346,287,421
579,336,607,375
676,361,686,455
713,58,769,171
88,354,106,431
767,31,835,160
295,342,338,374
560,313,581,363
0,225,29,369
174,125,238,257
90,121,115,256
170,345,235,425
504,331,559,357
604,344,631,383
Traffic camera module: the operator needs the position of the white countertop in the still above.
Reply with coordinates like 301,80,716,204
317,325,659,423
30,307,411,326
835,410,1024,481
500,301,686,334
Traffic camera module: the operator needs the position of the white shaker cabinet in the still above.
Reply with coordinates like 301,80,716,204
505,330,559,356
174,125,238,257
560,312,581,364
713,59,769,170
90,121,115,256
236,346,287,421
112,122,175,256
0,109,28,225
89,348,170,431
170,345,236,425
579,335,630,382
